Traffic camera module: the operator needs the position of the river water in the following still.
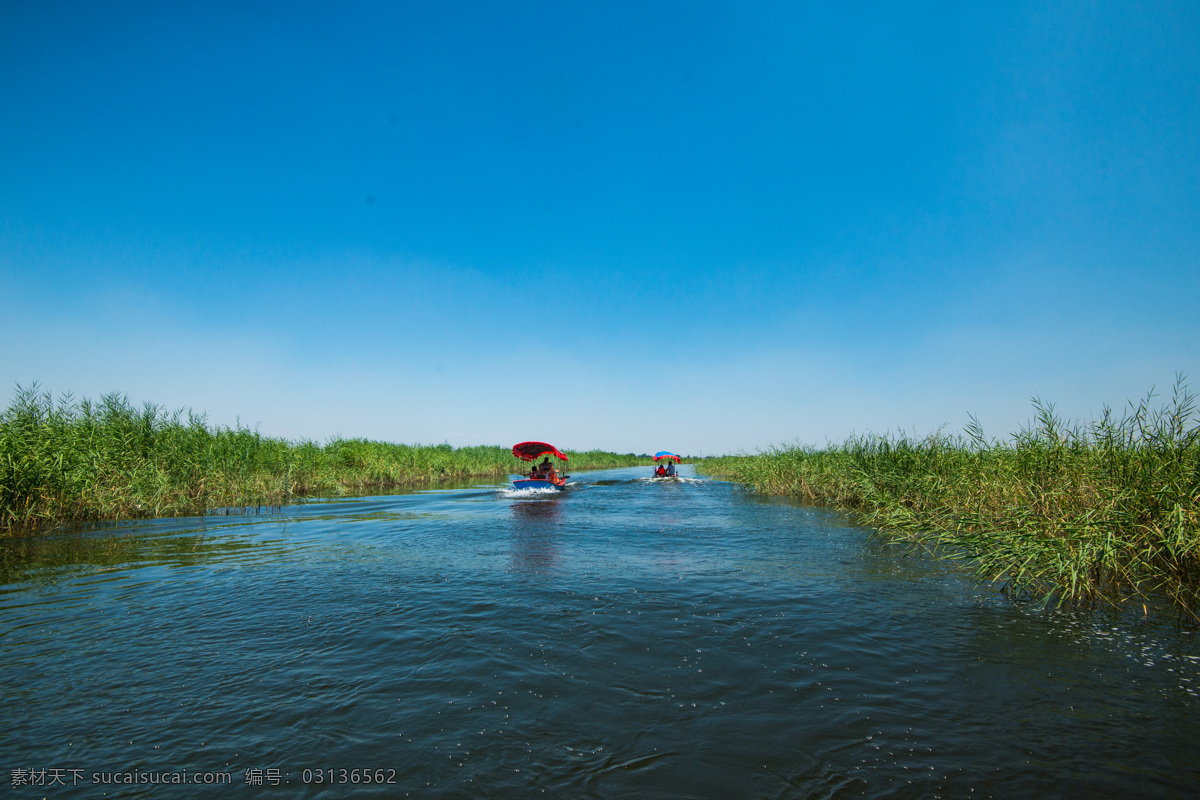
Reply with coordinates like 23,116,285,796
2,466,1197,798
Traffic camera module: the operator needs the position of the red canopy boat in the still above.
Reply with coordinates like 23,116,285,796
511,441,570,490
651,451,681,479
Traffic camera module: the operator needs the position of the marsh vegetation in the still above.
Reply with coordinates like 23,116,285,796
698,381,1200,615
0,386,649,535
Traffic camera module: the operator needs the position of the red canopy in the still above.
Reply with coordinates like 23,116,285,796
512,441,569,462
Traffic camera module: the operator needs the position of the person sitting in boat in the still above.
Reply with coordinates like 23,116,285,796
654,464,666,477
538,457,552,480
665,461,676,477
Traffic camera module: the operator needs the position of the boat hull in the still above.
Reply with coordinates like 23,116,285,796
512,478,567,491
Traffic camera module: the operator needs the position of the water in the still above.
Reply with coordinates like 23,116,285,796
2,466,1197,798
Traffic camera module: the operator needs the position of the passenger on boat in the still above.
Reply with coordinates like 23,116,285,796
538,457,552,480
654,465,666,477
665,461,676,477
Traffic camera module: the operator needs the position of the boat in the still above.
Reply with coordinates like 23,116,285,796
650,451,681,480
511,441,571,490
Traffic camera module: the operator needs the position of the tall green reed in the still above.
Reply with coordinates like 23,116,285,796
0,385,651,535
699,380,1200,614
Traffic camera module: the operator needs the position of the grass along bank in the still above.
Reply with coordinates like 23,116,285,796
698,382,1200,615
0,386,651,535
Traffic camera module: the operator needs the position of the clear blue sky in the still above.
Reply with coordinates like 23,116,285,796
3,1,1198,454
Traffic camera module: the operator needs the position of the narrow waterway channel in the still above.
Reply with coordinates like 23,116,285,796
2,466,1197,798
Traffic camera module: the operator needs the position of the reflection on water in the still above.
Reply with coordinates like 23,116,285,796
509,498,562,575
1,465,1198,798
0,521,294,589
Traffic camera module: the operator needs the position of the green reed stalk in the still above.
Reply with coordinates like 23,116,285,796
698,379,1200,615
0,386,652,535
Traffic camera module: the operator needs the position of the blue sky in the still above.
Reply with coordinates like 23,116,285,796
3,1,1198,454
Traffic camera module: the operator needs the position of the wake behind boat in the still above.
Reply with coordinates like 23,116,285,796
511,441,570,490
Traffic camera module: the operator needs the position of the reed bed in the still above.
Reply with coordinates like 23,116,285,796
0,386,650,535
698,382,1200,615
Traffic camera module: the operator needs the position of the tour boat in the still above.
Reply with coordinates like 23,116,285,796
511,441,570,490
650,451,681,480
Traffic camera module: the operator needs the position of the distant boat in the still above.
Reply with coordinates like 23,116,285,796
511,441,570,491
650,451,680,480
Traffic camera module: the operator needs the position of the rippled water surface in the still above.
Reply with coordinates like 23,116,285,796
2,466,1198,798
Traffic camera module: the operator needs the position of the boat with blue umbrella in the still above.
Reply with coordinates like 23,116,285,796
651,451,680,480
511,441,571,491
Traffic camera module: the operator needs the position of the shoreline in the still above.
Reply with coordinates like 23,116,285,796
695,386,1200,617
0,387,653,537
